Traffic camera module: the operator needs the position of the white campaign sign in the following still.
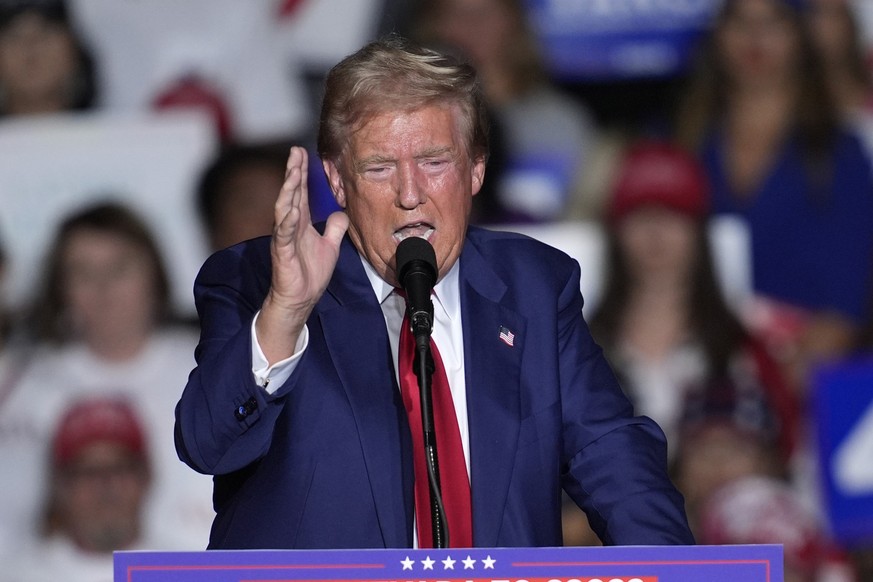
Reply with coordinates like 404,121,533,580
0,111,217,316
834,399,873,495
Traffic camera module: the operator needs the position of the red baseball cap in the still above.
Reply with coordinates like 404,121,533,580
607,140,710,224
52,396,147,466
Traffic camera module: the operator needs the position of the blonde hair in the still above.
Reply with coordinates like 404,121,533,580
317,35,489,166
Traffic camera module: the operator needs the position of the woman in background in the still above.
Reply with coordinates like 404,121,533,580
589,140,797,462
675,0,873,395
0,0,96,116
806,0,873,158
807,0,872,120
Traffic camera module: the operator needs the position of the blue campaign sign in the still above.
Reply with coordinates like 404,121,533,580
524,0,722,80
815,357,873,545
115,545,783,582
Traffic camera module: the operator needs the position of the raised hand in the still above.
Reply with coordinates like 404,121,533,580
256,146,349,364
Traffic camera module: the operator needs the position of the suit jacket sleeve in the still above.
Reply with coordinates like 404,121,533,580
175,237,289,475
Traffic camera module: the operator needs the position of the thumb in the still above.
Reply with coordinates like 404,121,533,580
323,211,350,250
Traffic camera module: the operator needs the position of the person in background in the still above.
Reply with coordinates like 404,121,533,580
699,475,856,582
806,0,873,155
807,0,873,116
196,143,289,252
588,140,798,460
0,0,96,116
1,396,183,582
412,0,597,224
670,378,789,536
0,202,213,555
675,0,873,396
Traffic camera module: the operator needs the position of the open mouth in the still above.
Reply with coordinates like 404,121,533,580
393,223,434,242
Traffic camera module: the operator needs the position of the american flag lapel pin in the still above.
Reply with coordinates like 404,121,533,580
498,325,515,347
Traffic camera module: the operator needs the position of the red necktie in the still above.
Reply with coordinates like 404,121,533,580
398,307,473,548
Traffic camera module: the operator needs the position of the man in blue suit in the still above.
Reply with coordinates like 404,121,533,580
175,36,693,549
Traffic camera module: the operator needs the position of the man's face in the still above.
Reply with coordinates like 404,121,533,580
58,442,149,552
324,103,485,286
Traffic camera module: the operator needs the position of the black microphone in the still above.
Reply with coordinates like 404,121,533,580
396,237,438,351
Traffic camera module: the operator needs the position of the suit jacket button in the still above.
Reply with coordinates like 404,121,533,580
234,397,258,421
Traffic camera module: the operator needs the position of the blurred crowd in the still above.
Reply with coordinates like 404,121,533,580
1,0,873,580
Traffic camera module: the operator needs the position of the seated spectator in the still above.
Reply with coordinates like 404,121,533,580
196,143,288,252
1,397,183,582
0,201,212,554
807,0,873,171
589,140,798,459
699,475,856,582
0,0,96,116
675,0,873,394
807,0,873,118
412,0,598,224
671,378,788,536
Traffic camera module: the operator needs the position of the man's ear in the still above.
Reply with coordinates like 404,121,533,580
471,156,486,197
323,159,347,208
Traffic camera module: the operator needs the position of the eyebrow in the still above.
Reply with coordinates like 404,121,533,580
415,146,453,159
354,154,394,170
354,146,455,171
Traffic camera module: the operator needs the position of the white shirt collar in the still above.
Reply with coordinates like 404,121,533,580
359,250,461,323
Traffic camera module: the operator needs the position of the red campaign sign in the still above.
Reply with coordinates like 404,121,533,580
115,545,783,582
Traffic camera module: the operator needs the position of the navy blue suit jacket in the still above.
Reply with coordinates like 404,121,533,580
175,226,693,548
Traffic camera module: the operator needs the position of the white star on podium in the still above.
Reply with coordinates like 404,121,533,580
421,556,435,570
442,556,456,570
400,556,415,570
482,555,496,569
462,555,477,569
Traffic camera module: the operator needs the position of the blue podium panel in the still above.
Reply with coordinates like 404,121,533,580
115,545,783,582
814,357,873,545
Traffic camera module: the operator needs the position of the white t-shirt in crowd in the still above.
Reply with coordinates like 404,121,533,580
0,327,214,557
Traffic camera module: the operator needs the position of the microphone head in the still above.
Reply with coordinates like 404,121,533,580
396,237,437,287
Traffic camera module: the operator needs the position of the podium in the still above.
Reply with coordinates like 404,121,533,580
115,544,782,581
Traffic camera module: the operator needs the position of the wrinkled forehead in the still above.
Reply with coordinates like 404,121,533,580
337,100,472,162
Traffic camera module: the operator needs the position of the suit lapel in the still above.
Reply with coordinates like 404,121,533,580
318,237,413,547
459,239,526,547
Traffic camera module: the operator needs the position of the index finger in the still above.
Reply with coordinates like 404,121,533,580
276,146,310,229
